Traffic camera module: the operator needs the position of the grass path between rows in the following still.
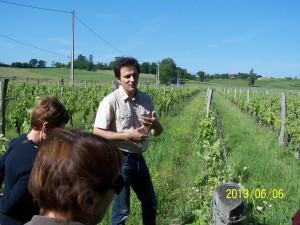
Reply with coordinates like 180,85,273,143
100,91,206,225
214,93,300,225
144,92,205,225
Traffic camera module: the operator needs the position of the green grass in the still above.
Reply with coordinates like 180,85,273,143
214,93,300,225
255,78,300,90
205,78,300,91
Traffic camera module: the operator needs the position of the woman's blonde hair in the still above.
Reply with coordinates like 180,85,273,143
30,96,69,130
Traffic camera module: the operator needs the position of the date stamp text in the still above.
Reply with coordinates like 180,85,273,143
226,188,284,200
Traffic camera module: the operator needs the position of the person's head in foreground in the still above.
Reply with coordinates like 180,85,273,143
28,128,124,225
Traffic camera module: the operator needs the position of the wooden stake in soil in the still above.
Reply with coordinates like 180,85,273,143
279,92,286,145
212,182,246,225
0,79,9,138
207,88,213,118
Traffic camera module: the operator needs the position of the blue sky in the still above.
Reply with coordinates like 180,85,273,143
1,0,300,78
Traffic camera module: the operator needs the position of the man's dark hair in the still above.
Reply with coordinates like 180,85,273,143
113,57,140,78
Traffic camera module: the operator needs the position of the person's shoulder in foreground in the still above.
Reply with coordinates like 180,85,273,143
26,128,124,225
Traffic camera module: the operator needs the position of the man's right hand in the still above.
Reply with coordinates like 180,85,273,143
127,126,148,143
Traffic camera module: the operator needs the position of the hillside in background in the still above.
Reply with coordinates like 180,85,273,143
1,67,300,90
202,77,300,91
0,67,156,84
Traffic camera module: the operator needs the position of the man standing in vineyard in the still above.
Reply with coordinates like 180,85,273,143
93,57,163,225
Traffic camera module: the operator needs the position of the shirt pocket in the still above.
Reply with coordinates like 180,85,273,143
117,111,132,129
136,107,151,117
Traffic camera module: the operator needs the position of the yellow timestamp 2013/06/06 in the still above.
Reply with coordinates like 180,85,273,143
226,188,284,200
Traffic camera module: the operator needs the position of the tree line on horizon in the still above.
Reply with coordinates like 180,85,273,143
0,54,197,84
0,53,261,85
0,59,46,68
197,69,261,86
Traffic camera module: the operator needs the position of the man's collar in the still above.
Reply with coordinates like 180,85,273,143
118,86,140,101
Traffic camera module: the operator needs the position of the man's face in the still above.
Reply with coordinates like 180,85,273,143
117,65,139,98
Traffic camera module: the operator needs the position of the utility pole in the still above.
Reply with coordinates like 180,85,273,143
70,10,75,85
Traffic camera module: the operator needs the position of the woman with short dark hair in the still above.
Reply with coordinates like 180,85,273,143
26,128,123,225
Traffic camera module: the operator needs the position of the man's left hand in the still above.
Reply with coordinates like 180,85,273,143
138,111,157,129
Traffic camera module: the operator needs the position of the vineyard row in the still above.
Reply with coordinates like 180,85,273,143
219,87,300,152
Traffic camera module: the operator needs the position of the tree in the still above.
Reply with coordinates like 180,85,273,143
89,54,93,64
86,54,95,71
54,62,64,68
182,69,195,80
159,58,177,84
95,62,110,70
74,54,88,69
196,71,206,82
108,61,115,70
248,68,256,86
11,62,23,68
237,72,248,79
77,54,87,61
0,62,9,67
149,63,157,75
95,62,104,70
29,59,38,67
220,73,229,79
37,60,46,68
140,62,151,74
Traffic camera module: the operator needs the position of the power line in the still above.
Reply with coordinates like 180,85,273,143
1,0,126,58
0,34,70,58
0,0,71,14
75,15,126,56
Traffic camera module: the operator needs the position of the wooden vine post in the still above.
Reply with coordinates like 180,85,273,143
279,92,286,145
206,87,213,118
0,79,9,140
112,80,118,92
247,89,250,103
212,182,246,224
145,81,150,93
60,79,64,97
234,88,237,99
